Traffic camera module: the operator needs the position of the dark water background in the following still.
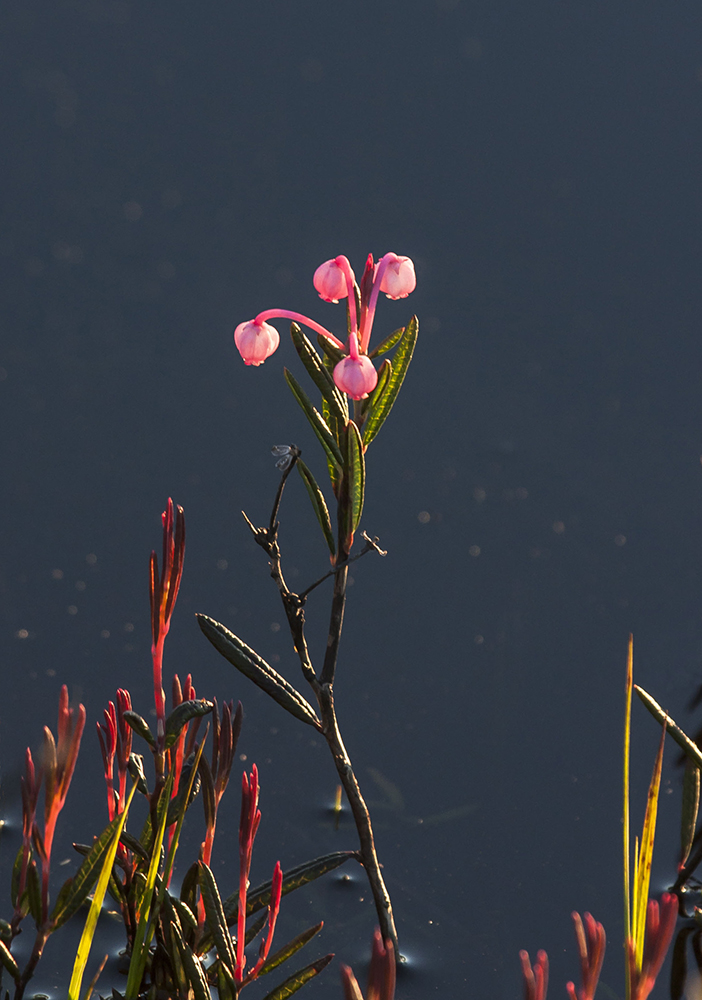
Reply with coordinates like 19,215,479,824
2,0,702,996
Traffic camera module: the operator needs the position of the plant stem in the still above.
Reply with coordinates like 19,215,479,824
317,684,398,953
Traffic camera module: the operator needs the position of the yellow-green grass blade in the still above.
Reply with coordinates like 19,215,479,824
125,772,174,999
623,635,633,1000
633,722,666,969
68,779,138,1000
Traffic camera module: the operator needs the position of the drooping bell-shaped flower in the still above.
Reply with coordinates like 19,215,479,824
234,319,281,366
379,254,416,300
313,256,355,303
333,332,378,400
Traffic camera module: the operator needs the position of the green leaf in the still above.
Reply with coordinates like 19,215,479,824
0,940,19,982
51,810,131,930
296,460,336,556
196,615,322,730
317,334,346,366
284,369,344,471
681,761,700,870
368,326,405,359
200,851,356,955
634,685,702,770
123,711,156,748
198,862,236,974
68,779,137,1000
27,859,41,927
246,851,356,917
169,919,211,1000
259,954,334,1000
345,421,365,539
164,699,213,749
360,359,391,421
363,314,419,448
258,921,323,976
125,773,174,999
180,862,200,912
290,324,348,425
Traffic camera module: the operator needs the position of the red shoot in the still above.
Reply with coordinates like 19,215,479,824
236,764,261,982
566,911,606,1000
627,893,679,1000
247,861,283,982
340,928,396,1000
40,686,86,922
520,949,549,1000
149,499,185,744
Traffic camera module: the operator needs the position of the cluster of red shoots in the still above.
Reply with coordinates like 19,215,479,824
521,897,677,1000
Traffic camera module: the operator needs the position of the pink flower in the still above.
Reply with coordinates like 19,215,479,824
379,254,416,300
234,319,281,366
314,256,355,303
333,333,378,400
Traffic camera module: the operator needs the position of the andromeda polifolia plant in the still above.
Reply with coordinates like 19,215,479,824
200,251,420,952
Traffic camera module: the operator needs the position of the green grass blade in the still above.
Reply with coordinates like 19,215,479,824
68,780,138,1000
289,324,348,425
633,721,666,968
362,315,418,448
284,369,344,470
296,460,336,556
624,634,633,1000
125,772,174,999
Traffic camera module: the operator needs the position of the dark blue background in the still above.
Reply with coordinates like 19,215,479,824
2,0,702,995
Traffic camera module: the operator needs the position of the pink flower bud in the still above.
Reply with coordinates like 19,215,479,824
333,354,378,400
234,319,280,366
379,254,416,300
313,258,354,303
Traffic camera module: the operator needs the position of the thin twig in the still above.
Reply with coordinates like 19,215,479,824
299,533,387,600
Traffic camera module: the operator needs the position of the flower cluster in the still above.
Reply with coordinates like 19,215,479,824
234,252,416,400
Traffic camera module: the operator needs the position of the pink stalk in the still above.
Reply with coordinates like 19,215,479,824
566,912,606,1000
628,893,678,1000
520,949,549,1000
333,255,358,335
255,309,346,350
149,499,185,746
359,254,396,353
236,765,261,982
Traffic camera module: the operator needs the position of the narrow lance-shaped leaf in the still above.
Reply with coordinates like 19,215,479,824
634,685,702,770
258,921,324,977
169,918,210,1000
51,808,135,929
360,359,391,421
680,760,700,870
164,699,213,749
317,333,346,366
0,940,19,982
363,315,419,448
290,324,348,425
199,851,357,953
199,862,237,974
123,711,156,748
297,460,336,556
259,954,335,1000
345,421,365,542
284,369,344,470
196,615,322,730
368,326,405,359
